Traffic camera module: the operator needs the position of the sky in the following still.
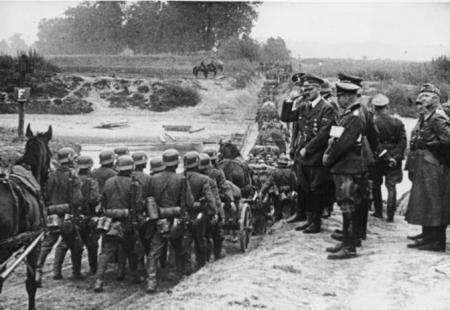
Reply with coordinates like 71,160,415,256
0,1,449,61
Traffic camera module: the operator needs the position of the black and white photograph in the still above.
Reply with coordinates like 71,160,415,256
1,1,450,309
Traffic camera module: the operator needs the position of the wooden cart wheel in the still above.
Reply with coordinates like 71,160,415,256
239,202,253,252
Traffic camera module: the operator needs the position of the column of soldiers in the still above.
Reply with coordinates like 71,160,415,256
36,145,235,293
281,72,411,259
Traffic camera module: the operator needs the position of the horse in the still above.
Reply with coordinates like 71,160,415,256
217,141,254,198
0,124,52,310
193,62,218,79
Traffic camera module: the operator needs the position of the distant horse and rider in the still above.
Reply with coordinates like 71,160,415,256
0,124,52,310
193,59,224,79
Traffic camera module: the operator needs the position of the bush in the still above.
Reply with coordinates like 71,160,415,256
219,35,260,62
149,83,200,112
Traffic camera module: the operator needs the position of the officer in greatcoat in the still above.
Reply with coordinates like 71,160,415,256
405,83,450,252
370,94,406,222
323,82,368,259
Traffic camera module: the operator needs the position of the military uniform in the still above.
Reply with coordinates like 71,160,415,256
184,152,217,269
144,149,194,293
370,94,406,221
94,156,143,292
37,148,84,283
291,74,336,233
406,84,450,251
324,82,367,259
93,150,117,193
260,156,297,221
77,156,101,274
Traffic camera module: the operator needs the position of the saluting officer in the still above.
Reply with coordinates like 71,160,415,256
198,153,225,260
184,151,217,270
94,155,142,292
76,155,101,275
92,150,117,193
36,147,84,286
323,82,368,259
144,149,194,293
291,74,336,234
370,94,406,222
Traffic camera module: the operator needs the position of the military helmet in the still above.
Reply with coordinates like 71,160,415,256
57,147,76,164
183,151,200,168
150,157,165,173
203,147,218,160
76,155,93,169
116,155,134,171
99,150,115,165
114,146,129,157
132,151,148,166
198,153,211,170
162,149,179,167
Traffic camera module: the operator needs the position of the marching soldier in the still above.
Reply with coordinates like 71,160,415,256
94,155,143,292
76,155,101,274
260,155,297,221
183,152,217,270
370,94,407,222
113,146,130,168
144,149,194,293
92,150,117,193
198,153,225,260
405,84,450,252
203,147,236,220
36,147,84,286
150,157,165,176
323,82,367,259
291,74,336,233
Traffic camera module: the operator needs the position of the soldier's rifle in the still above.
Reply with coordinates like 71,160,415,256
130,176,144,257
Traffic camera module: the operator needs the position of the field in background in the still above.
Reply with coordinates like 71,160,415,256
46,54,258,77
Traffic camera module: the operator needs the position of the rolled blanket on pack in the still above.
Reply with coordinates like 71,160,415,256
104,209,129,220
47,203,70,215
159,206,181,219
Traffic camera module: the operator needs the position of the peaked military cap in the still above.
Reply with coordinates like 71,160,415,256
57,147,76,164
371,94,390,107
198,153,211,170
116,155,134,171
162,149,179,167
338,73,364,87
335,82,361,95
291,72,306,84
114,146,129,157
76,155,93,169
99,150,115,165
301,73,324,89
420,83,440,96
150,157,165,173
203,147,218,160
132,151,148,166
184,151,200,168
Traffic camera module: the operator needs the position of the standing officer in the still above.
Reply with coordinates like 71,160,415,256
36,147,84,286
260,155,297,221
76,155,101,275
370,94,406,221
198,153,224,260
92,150,117,193
94,155,143,292
323,82,367,259
184,151,217,270
405,84,450,252
144,149,194,293
291,74,336,234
